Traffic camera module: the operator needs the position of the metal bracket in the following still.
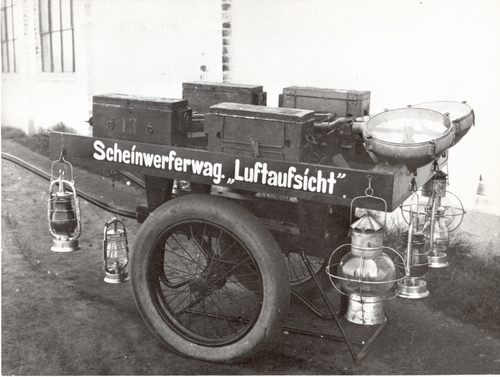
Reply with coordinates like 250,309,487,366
251,137,260,158
287,250,389,365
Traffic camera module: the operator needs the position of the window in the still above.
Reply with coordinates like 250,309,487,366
39,0,75,72
1,0,16,73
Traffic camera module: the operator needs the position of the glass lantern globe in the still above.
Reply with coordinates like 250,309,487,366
337,214,397,325
103,218,130,283
339,248,397,297
48,175,81,252
422,206,449,268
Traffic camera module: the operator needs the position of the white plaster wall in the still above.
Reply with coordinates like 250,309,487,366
89,0,222,98
2,0,93,133
1,0,35,133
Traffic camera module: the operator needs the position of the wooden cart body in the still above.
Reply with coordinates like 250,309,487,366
49,132,444,213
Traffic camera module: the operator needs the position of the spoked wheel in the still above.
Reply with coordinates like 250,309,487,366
131,195,290,363
280,240,348,300
287,252,325,287
276,238,330,299
273,203,351,300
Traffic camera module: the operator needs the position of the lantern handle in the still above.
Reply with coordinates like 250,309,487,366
103,217,127,238
410,176,418,193
349,174,388,227
50,147,75,183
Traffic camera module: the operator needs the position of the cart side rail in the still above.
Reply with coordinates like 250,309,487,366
49,131,445,211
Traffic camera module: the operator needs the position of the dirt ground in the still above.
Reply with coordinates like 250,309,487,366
2,139,500,375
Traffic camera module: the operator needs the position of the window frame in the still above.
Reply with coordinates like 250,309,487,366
38,0,75,73
1,0,17,73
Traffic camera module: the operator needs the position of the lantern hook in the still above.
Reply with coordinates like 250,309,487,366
57,146,66,162
365,174,374,196
410,177,418,193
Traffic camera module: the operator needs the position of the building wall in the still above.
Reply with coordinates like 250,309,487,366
2,0,222,134
88,0,222,98
2,0,90,133
2,0,499,213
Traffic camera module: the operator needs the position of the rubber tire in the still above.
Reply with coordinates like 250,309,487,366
131,194,290,363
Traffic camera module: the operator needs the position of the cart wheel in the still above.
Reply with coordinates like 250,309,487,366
286,250,332,298
280,237,349,300
131,195,290,363
275,203,351,300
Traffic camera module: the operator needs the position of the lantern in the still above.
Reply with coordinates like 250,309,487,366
103,218,130,283
420,169,448,267
396,212,430,299
401,169,465,269
422,204,449,268
48,155,81,252
421,169,465,232
401,169,465,234
337,214,397,325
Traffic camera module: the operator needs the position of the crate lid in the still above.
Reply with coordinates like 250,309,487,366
182,82,263,94
93,94,188,110
283,86,370,98
208,102,314,122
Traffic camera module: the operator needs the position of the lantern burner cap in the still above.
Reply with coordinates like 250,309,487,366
397,277,430,299
428,252,449,268
425,206,446,216
104,270,130,284
51,238,80,252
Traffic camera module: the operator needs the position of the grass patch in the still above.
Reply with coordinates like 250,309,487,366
386,228,500,333
2,123,74,157
1,124,122,180
425,235,500,332
2,126,27,140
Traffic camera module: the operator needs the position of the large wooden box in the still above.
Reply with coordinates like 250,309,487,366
205,103,314,162
280,86,371,117
182,82,267,114
92,94,191,146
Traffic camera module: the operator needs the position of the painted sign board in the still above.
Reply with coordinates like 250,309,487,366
49,132,446,212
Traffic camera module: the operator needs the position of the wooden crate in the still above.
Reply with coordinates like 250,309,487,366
92,94,191,147
182,82,267,114
280,86,371,117
205,103,314,162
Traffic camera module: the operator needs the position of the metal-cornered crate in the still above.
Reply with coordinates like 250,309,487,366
205,102,314,162
182,81,267,114
280,86,370,118
92,94,191,147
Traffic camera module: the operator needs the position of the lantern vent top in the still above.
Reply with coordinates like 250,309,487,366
351,214,384,233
